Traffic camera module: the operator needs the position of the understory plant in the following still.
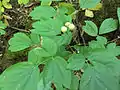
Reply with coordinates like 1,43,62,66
1,0,120,90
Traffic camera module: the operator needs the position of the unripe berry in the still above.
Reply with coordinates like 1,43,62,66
65,22,71,27
68,23,76,31
61,26,67,33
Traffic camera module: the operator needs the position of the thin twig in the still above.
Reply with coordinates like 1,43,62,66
107,36,120,44
8,26,30,33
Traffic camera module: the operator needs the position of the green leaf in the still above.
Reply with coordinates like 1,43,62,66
67,54,86,70
88,36,107,49
80,0,101,8
31,18,62,36
28,48,45,65
37,78,52,90
87,45,120,75
55,8,72,23
59,3,75,15
30,6,56,20
42,37,57,56
41,1,52,6
8,33,32,52
70,73,79,90
2,0,12,9
90,54,120,75
39,0,61,1
117,8,120,25
0,30,5,35
0,62,40,90
107,43,120,56
29,36,57,64
99,18,118,34
29,47,52,58
51,31,72,47
30,33,40,45
28,37,57,64
74,45,92,57
56,45,71,58
0,21,6,29
80,65,119,90
18,0,29,4
44,56,71,89
82,21,98,36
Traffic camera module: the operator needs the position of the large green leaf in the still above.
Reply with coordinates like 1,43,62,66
99,18,118,34
67,54,86,70
9,33,32,52
80,0,101,8
82,21,98,36
31,18,63,36
80,65,119,90
74,45,92,57
55,9,72,24
28,48,46,65
29,36,57,61
107,43,120,56
88,36,107,49
0,62,40,90
37,78,52,90
42,37,57,56
44,56,71,89
28,37,57,65
30,6,56,20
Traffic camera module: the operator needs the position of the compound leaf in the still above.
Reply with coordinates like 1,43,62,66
82,21,98,36
31,19,62,36
99,18,118,34
59,2,75,15
51,31,72,47
30,6,56,20
42,37,57,56
0,62,40,90
9,33,32,52
80,0,101,8
80,65,119,90
88,3,102,10
45,56,71,89
67,54,86,70
28,37,57,65
28,48,46,65
88,36,107,49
